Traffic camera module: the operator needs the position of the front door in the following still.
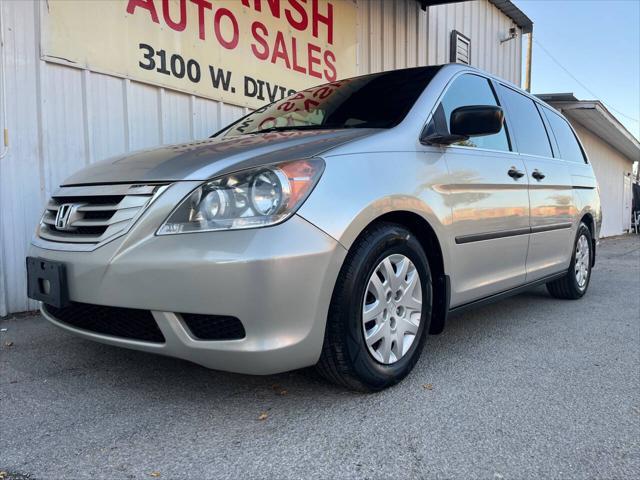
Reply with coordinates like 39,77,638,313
438,73,530,307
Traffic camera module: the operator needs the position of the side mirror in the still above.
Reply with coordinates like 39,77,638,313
421,104,504,145
450,105,504,138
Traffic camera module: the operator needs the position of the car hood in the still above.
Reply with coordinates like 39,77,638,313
62,129,379,186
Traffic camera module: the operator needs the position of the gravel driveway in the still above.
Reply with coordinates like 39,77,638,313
1,235,639,479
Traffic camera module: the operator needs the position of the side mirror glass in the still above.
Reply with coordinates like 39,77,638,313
421,104,504,145
450,105,504,138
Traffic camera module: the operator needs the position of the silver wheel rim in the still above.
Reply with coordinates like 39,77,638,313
575,234,590,289
362,254,422,365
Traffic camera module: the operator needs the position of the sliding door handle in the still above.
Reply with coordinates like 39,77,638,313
508,167,525,179
532,170,546,181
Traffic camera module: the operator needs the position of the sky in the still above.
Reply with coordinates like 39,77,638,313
514,0,640,140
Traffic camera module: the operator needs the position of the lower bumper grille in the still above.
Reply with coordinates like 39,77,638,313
181,314,246,340
45,302,165,343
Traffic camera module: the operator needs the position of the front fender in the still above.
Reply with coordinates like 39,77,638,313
297,151,452,272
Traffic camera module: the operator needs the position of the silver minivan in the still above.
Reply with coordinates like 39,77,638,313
27,64,601,391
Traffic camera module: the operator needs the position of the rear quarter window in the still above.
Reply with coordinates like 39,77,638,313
542,108,587,163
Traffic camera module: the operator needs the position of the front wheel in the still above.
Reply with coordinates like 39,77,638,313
316,223,432,392
546,222,593,299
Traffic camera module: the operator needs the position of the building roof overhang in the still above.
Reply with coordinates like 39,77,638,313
537,93,640,163
416,1,533,34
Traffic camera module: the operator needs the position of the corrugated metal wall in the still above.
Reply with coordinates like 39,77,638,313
0,0,522,316
572,124,635,238
356,0,522,82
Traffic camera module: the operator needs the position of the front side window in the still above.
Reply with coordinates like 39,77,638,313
222,67,442,137
542,107,587,163
497,85,553,157
439,74,510,151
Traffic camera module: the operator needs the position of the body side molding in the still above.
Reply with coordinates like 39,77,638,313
455,223,572,244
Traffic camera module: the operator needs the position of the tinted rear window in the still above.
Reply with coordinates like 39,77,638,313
543,107,586,163
498,85,553,157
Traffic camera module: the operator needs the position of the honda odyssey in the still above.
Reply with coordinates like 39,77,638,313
27,64,601,391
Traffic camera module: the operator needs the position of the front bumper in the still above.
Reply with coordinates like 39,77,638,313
29,183,347,374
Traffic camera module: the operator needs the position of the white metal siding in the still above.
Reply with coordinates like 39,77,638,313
572,124,636,238
0,0,522,315
356,0,522,83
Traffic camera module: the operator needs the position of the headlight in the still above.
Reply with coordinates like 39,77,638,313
157,158,324,234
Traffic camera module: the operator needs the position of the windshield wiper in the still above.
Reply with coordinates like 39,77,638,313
246,125,327,135
246,124,372,135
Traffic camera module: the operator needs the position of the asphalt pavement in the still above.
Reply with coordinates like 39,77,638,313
1,235,639,479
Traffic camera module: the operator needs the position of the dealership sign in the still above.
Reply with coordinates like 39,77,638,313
41,0,357,108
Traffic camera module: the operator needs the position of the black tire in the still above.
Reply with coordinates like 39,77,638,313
546,222,593,299
316,222,432,392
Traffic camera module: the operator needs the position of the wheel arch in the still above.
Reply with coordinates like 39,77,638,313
356,210,450,335
579,212,597,267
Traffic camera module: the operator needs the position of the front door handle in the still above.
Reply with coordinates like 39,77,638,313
508,167,525,179
532,170,546,181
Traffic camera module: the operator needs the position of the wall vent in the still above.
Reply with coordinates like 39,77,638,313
450,30,471,65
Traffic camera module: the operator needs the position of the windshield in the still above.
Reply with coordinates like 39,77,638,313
222,66,442,137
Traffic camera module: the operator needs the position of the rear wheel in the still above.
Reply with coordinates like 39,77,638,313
546,222,593,299
316,223,432,392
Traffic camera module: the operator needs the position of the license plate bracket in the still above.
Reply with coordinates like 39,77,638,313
26,257,69,308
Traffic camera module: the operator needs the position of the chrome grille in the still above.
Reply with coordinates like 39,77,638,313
38,184,167,246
